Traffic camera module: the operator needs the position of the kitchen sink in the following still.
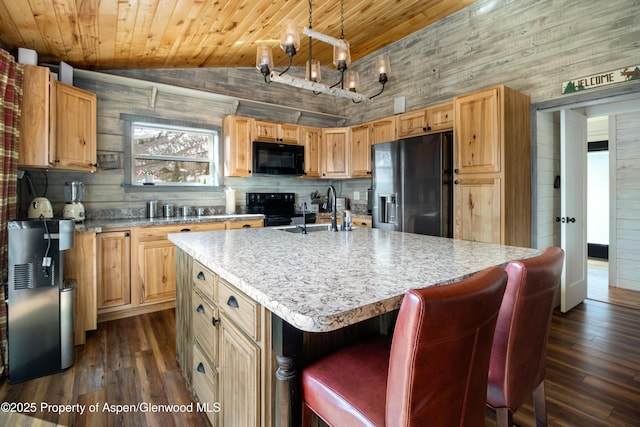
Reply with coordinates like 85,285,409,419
275,223,344,233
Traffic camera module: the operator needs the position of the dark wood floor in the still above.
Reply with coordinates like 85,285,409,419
2,295,639,426
0,310,210,427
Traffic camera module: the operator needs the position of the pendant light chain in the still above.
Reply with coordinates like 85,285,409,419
340,0,345,40
308,0,313,62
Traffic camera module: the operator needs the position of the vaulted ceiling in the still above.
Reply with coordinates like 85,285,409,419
0,0,475,70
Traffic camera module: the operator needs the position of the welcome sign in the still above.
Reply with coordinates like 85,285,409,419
562,65,640,94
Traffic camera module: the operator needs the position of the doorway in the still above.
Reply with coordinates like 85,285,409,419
535,83,640,311
586,117,610,302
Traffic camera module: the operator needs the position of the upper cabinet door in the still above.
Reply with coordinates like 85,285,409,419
253,120,279,142
454,87,501,174
321,128,349,178
279,123,300,144
54,82,97,172
349,124,371,178
224,115,253,177
396,109,428,138
370,117,396,145
19,65,53,168
425,102,453,132
301,126,322,178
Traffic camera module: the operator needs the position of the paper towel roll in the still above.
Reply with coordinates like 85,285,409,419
225,189,236,214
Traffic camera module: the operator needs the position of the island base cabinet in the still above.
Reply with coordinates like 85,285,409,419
219,317,260,427
192,341,219,427
177,251,274,427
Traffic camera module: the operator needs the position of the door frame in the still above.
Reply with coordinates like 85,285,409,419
532,80,640,308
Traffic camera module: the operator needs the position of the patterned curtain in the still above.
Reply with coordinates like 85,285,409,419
0,48,23,378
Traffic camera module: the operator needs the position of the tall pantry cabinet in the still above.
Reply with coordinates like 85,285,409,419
452,85,531,247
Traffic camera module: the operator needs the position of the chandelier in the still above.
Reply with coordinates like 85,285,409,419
255,0,391,103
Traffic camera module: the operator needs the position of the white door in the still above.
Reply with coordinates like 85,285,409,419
560,109,588,312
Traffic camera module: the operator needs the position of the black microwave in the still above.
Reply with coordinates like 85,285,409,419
252,141,305,176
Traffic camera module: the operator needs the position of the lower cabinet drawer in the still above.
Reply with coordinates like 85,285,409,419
192,342,218,424
218,278,260,341
193,260,217,302
192,290,218,365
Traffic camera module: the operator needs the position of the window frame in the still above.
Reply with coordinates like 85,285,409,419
121,114,223,191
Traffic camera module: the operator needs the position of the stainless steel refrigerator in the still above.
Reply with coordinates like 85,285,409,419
372,132,453,237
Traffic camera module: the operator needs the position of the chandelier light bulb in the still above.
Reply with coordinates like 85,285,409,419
280,19,300,57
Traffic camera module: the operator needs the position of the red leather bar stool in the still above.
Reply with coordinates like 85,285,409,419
301,266,508,427
487,247,565,427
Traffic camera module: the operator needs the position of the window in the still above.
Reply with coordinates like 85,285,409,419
124,116,221,188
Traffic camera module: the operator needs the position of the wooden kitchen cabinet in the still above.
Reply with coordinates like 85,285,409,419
301,126,322,178
349,124,371,178
180,256,273,427
223,115,254,177
453,85,530,247
19,65,54,168
396,102,453,138
97,230,131,310
54,82,97,171
64,231,97,345
425,102,453,132
133,223,227,307
226,218,264,229
191,261,221,426
219,317,261,427
321,128,349,178
453,176,501,244
136,237,177,305
18,64,97,171
370,117,396,145
254,120,299,144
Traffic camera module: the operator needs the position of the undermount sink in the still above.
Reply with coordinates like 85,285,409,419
276,223,333,233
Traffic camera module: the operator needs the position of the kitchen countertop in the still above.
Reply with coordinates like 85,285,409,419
169,227,539,333
77,214,264,233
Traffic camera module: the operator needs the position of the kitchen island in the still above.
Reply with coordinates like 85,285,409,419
169,227,539,426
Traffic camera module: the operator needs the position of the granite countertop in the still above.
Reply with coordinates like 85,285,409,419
169,227,539,333
77,214,264,233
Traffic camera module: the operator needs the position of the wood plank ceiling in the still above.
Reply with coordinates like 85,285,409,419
0,0,475,71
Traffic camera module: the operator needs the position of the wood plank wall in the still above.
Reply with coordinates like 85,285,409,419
613,111,640,291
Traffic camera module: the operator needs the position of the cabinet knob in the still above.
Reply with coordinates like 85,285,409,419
124,232,130,237
227,295,239,308
197,363,205,373
454,168,459,174
197,271,205,280
196,304,205,313
212,316,220,326
180,228,191,232
454,180,459,185
242,224,251,228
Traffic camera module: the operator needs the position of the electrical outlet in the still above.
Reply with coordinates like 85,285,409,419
353,191,360,201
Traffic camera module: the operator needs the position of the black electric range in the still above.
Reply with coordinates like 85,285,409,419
246,192,316,227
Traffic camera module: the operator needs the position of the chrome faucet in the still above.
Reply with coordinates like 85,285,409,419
298,202,308,234
327,185,337,232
